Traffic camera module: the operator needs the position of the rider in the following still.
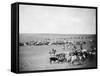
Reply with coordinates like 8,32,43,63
52,48,56,55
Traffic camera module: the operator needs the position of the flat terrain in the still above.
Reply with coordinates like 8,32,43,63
19,34,96,71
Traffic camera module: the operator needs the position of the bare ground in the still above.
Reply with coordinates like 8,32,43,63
19,45,96,71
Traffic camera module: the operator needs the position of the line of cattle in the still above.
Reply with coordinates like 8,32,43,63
19,39,94,46
49,48,96,65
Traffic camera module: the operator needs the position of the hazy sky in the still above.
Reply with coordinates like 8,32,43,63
19,5,96,34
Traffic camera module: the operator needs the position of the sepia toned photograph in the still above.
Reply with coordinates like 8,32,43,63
17,3,97,72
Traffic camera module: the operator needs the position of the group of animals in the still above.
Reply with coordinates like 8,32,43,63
49,48,96,65
19,39,90,46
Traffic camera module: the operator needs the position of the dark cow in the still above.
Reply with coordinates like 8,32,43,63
49,57,59,64
49,53,66,64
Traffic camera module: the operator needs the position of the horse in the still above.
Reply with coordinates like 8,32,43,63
49,49,56,56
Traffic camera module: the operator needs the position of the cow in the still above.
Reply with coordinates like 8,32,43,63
49,52,67,64
49,56,59,64
56,53,66,63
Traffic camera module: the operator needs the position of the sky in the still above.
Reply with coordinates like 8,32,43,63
19,5,96,34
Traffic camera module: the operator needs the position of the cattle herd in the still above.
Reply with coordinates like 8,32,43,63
19,38,96,66
49,48,96,65
48,39,96,65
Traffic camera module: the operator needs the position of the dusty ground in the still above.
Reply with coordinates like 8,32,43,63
19,45,96,71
